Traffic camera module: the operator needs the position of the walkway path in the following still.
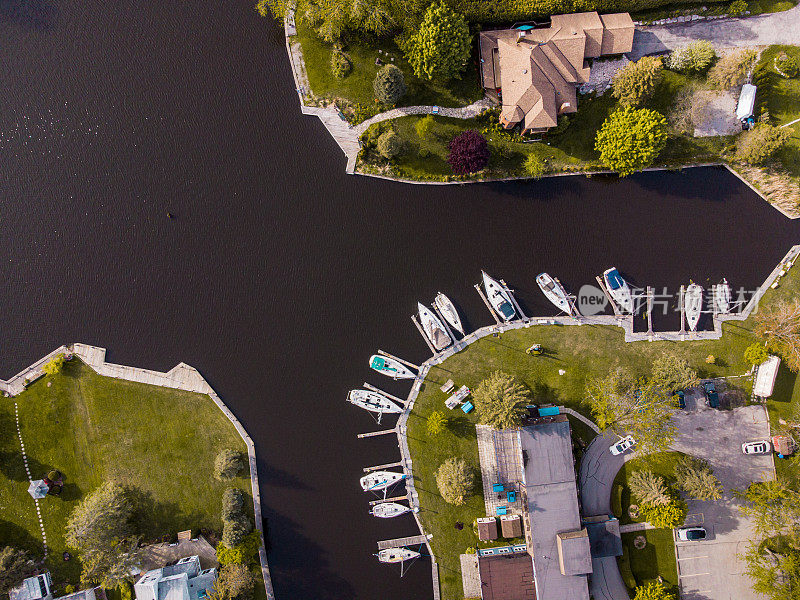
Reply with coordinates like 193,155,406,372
14,401,49,557
352,98,493,135
631,4,800,59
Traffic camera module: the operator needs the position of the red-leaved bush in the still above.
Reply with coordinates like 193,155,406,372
447,130,489,175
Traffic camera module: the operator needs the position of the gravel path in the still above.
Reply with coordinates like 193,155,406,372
631,4,800,59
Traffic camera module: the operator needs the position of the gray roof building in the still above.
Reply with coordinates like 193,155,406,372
9,574,51,600
134,556,216,600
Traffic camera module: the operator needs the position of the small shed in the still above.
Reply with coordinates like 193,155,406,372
556,529,593,576
773,435,795,456
754,355,781,398
477,517,499,541
736,84,757,121
500,514,523,538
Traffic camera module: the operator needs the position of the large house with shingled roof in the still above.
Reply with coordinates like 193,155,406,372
479,12,635,133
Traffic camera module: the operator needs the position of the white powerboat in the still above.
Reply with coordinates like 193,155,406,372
684,284,703,331
536,273,572,314
603,267,634,314
377,547,420,563
347,390,402,415
370,502,411,518
360,470,406,492
418,302,452,351
482,271,516,321
369,355,416,379
714,279,731,314
434,293,464,335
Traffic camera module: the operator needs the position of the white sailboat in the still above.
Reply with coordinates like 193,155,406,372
434,293,464,335
482,271,516,321
377,547,420,563
603,267,634,314
714,279,731,314
360,470,406,492
369,355,416,380
536,273,573,314
418,302,452,351
684,283,703,331
370,502,412,518
347,390,402,415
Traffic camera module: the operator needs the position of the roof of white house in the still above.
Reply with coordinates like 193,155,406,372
134,556,216,600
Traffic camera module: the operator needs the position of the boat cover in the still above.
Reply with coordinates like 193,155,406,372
606,269,623,290
371,356,386,369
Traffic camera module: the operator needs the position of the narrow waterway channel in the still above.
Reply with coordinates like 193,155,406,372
1,3,799,599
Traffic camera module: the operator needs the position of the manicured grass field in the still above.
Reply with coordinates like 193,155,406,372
620,529,679,592
0,360,252,590
409,253,800,599
294,23,482,108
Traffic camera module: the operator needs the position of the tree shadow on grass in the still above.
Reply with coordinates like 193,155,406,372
126,487,206,542
447,416,476,439
0,517,45,559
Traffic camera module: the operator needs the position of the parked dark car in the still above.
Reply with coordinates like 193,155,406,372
703,381,719,408
674,390,686,409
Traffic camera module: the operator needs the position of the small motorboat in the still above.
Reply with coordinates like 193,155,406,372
536,273,572,314
714,279,731,314
370,502,411,518
684,283,703,331
603,267,634,314
360,470,406,492
482,271,516,321
377,547,420,563
418,302,452,351
347,390,403,415
369,355,416,380
434,293,464,335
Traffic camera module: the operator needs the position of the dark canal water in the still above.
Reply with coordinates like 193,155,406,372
1,2,798,599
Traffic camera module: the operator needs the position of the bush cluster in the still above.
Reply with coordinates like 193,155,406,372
221,488,252,548
215,449,245,481
330,49,352,79
776,53,800,78
612,56,663,107
217,530,261,566
707,49,758,89
373,64,406,104
735,124,790,166
665,41,716,73
447,130,490,175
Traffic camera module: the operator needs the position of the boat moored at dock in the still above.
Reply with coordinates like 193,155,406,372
377,547,420,563
360,470,406,492
482,271,516,321
369,355,416,379
417,302,452,351
536,273,573,314
434,293,464,335
347,389,403,415
370,502,411,518
685,283,703,331
603,267,634,313
714,279,731,314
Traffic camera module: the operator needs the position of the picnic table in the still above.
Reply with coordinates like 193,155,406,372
445,385,471,409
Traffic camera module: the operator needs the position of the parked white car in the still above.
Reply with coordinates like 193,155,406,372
609,435,636,455
742,440,772,455
677,527,707,541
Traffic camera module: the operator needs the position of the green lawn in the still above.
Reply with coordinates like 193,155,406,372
611,452,686,525
0,360,253,592
409,252,800,599
619,529,679,594
757,45,800,179
294,23,481,109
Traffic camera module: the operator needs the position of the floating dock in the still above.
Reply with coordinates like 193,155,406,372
377,534,431,550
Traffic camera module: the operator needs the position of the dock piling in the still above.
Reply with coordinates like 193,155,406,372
431,302,458,343
363,460,405,473
595,275,621,317
474,283,501,324
646,286,654,338
369,495,408,506
363,383,406,405
357,428,397,439
679,285,686,337
500,279,528,320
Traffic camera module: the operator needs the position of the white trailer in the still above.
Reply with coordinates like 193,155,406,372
736,83,757,125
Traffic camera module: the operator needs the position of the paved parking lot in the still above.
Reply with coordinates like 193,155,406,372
670,388,775,600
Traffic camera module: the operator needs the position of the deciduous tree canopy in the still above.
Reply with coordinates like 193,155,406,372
447,130,489,175
755,299,800,371
435,457,474,505
473,371,530,430
0,546,34,595
595,107,668,177
403,1,471,81
611,56,663,107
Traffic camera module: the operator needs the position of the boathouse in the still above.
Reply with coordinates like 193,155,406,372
479,12,635,133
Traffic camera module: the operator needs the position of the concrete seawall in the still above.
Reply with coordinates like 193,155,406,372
1,344,276,600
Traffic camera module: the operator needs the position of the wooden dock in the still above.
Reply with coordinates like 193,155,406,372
369,495,407,506
595,275,621,317
474,282,501,324
363,383,406,405
411,315,437,354
377,534,431,550
679,285,686,336
377,349,419,370
500,279,528,320
357,428,397,439
431,302,458,343
364,460,404,473
646,286,654,338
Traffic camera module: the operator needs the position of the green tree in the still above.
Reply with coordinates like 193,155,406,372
755,299,800,372
222,488,245,521
634,580,676,600
403,0,471,81
223,514,253,548
435,457,474,505
215,449,244,480
728,0,748,16
735,124,791,166
595,107,668,177
651,353,699,392
415,115,435,140
586,372,677,456
738,479,800,538
373,64,406,104
0,546,34,595
666,41,716,73
640,497,687,528
426,410,447,435
743,539,800,600
524,153,547,179
708,49,758,89
675,456,723,501
65,482,142,587
611,56,663,107
473,371,530,430
42,353,65,376
745,342,770,366
210,564,256,600
629,470,671,506
377,130,402,159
